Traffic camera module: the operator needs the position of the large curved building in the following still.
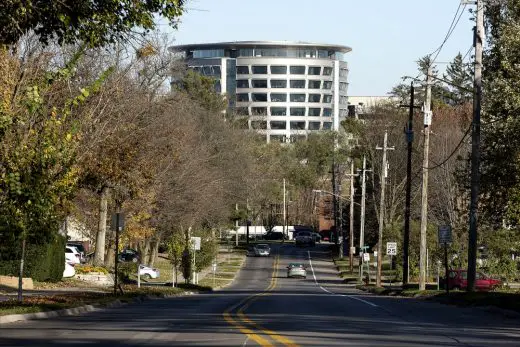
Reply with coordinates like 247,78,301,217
171,41,351,142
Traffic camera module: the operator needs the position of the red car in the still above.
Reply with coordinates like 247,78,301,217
447,269,502,291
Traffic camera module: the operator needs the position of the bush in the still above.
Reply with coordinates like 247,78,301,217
75,265,109,275
0,234,66,282
117,262,138,283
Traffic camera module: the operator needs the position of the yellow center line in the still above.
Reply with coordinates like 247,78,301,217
223,254,300,347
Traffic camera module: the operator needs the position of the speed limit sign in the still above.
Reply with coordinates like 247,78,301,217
386,242,397,256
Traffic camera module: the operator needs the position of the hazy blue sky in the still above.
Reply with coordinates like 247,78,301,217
167,0,474,96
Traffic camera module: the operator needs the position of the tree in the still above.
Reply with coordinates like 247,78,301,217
444,53,473,105
0,1,185,47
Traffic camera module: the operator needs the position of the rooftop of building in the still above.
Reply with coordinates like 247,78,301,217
170,40,352,53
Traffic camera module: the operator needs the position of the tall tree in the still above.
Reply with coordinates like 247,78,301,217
444,53,473,105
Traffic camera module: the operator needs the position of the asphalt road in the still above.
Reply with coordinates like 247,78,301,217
1,243,519,346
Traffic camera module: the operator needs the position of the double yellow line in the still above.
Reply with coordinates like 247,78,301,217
223,255,299,347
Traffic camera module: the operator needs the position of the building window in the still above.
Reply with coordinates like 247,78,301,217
290,80,305,88
309,121,321,130
323,67,333,76
237,79,249,88
290,66,305,74
318,50,330,58
252,93,268,102
323,122,332,130
236,93,249,102
192,49,224,58
290,107,305,116
339,109,348,117
252,79,268,88
270,65,287,74
308,94,321,103
340,96,348,105
252,107,267,115
322,81,332,89
290,121,306,130
323,108,332,117
270,79,287,88
290,94,306,102
271,107,287,116
308,80,321,89
340,68,348,77
339,82,348,91
308,108,321,117
323,95,332,103
270,93,287,102
251,120,267,129
239,48,254,57
270,121,287,130
252,65,268,74
237,66,249,74
213,66,221,75
308,66,321,75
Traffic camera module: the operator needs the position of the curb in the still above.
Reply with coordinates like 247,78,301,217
0,291,198,325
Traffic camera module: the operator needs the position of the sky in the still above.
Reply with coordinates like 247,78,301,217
163,0,474,96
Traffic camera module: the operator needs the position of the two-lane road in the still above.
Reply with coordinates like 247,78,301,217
1,243,519,346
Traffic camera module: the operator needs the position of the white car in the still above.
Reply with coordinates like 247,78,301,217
139,265,160,280
65,245,81,265
63,262,76,278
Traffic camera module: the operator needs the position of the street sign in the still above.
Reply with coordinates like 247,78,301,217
111,213,125,231
363,253,370,262
373,251,378,257
212,262,217,272
438,225,452,244
190,236,201,251
350,246,356,255
386,242,397,255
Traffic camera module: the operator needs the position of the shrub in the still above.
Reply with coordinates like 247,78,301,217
117,262,138,283
75,265,108,275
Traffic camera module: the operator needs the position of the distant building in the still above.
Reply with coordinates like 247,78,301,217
170,41,352,143
347,96,399,118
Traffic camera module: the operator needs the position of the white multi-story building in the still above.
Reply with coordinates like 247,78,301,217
170,41,351,143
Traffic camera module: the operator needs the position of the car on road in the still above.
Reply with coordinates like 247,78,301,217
295,231,315,247
446,269,502,291
139,265,160,280
246,244,271,257
313,232,322,243
287,263,307,278
65,245,81,265
118,248,140,263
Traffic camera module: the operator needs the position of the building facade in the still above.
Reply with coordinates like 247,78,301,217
171,41,351,143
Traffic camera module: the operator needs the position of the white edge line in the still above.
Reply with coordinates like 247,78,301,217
307,250,378,308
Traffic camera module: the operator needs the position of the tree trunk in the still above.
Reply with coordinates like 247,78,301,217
141,239,151,265
105,231,115,269
17,236,26,302
94,186,110,265
148,239,159,267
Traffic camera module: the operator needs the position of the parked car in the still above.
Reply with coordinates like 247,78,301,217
264,232,286,240
295,231,315,247
139,265,160,280
63,262,76,278
67,242,86,263
313,233,322,243
287,263,307,278
65,245,81,265
446,269,502,291
118,248,140,263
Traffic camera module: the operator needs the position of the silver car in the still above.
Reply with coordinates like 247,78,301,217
254,244,271,257
287,263,307,278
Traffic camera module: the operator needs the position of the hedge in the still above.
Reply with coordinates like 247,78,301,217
0,234,65,282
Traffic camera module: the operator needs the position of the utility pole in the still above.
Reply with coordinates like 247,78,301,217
419,66,433,291
401,82,418,286
332,158,340,254
235,203,239,247
283,178,287,241
376,131,394,287
358,156,371,281
467,0,483,292
348,162,358,273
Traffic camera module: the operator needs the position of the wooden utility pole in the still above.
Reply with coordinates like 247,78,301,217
467,0,483,292
349,162,357,273
283,178,287,241
358,156,371,281
419,66,433,291
402,82,417,286
376,131,394,287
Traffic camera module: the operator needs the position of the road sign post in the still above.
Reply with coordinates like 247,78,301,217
190,237,201,284
438,226,452,294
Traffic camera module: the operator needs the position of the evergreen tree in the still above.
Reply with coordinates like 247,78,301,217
444,53,472,105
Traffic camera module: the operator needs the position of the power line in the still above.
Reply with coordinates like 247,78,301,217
431,3,468,64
